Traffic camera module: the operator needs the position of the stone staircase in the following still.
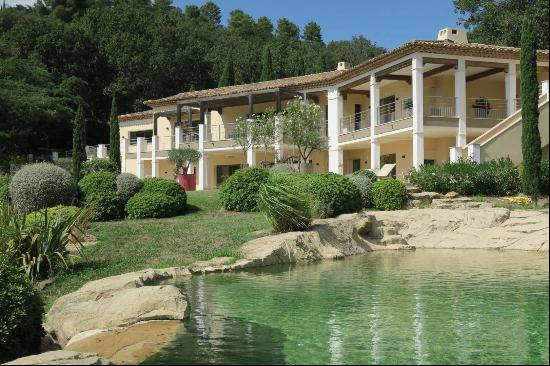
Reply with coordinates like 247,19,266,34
406,184,492,209
365,220,408,246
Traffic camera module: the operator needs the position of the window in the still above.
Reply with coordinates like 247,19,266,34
424,159,436,166
129,130,153,144
354,104,362,130
352,159,361,172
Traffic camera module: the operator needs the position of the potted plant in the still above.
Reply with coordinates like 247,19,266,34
168,148,202,191
472,98,491,118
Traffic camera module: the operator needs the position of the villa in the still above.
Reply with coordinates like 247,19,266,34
116,28,549,190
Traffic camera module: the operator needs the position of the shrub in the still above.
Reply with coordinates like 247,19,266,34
116,173,143,203
25,205,80,227
346,174,375,208
9,163,76,214
540,159,549,196
125,192,182,219
0,255,44,363
219,167,270,212
81,159,118,176
258,176,312,232
372,179,408,211
270,163,297,174
410,158,520,196
141,178,187,210
287,173,361,218
352,169,378,182
52,157,73,176
0,175,9,204
78,172,122,221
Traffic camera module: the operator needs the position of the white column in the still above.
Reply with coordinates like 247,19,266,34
187,162,195,175
467,144,481,163
97,144,108,159
449,146,462,163
542,80,549,100
120,137,128,173
370,76,380,170
151,135,159,178
52,151,59,160
327,88,343,174
247,119,256,167
174,126,181,149
505,63,517,116
455,59,467,147
274,116,283,162
412,55,424,170
136,137,144,179
197,124,207,190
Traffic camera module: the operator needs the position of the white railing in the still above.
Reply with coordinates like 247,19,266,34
207,123,235,142
377,98,413,125
467,98,507,120
181,127,200,143
424,96,456,117
340,109,371,134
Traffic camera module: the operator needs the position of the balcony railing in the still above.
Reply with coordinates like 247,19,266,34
377,99,413,125
424,96,456,118
180,127,200,143
207,123,235,142
467,98,507,120
340,109,371,134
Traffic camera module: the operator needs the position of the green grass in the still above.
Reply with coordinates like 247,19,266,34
42,190,270,308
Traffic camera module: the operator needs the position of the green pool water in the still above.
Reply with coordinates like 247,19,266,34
144,250,549,365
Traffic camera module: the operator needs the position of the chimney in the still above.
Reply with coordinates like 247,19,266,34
437,28,468,44
337,62,350,71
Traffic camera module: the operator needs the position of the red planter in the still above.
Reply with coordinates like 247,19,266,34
177,174,196,191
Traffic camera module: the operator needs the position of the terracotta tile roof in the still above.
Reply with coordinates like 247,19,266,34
118,110,153,122
141,40,548,108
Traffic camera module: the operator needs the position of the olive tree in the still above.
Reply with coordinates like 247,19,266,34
252,108,276,165
168,148,202,178
280,98,327,172
233,117,253,165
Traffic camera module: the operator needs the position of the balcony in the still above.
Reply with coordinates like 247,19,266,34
377,99,413,125
466,98,507,120
424,96,457,118
207,123,235,142
340,109,371,135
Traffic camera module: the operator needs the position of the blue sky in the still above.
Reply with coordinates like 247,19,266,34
6,0,464,49
174,0,463,49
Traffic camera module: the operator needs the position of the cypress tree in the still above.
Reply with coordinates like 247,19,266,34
260,45,274,81
72,103,86,180
218,58,235,87
108,95,120,171
520,15,541,203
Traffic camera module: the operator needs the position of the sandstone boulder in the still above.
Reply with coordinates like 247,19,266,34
45,269,190,347
3,351,111,365
445,191,459,199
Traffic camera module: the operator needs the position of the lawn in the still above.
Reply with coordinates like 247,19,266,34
42,190,270,308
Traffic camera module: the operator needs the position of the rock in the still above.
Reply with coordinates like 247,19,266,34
3,351,111,365
40,334,62,352
45,269,190,347
189,257,236,273
445,191,459,199
65,320,182,365
409,192,442,202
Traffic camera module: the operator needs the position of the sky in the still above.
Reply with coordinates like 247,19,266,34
5,0,464,50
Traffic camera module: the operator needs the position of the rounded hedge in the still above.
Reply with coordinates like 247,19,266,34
81,159,118,176
219,167,270,212
346,174,375,208
116,173,143,203
0,255,44,363
141,178,187,210
372,179,408,211
125,192,181,219
78,172,122,221
0,174,9,204
287,173,362,218
25,205,80,227
9,163,76,214
78,171,118,197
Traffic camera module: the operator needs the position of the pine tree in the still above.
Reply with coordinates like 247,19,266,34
520,15,542,203
72,103,87,180
108,95,120,171
218,58,235,87
260,45,274,81
313,51,327,73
